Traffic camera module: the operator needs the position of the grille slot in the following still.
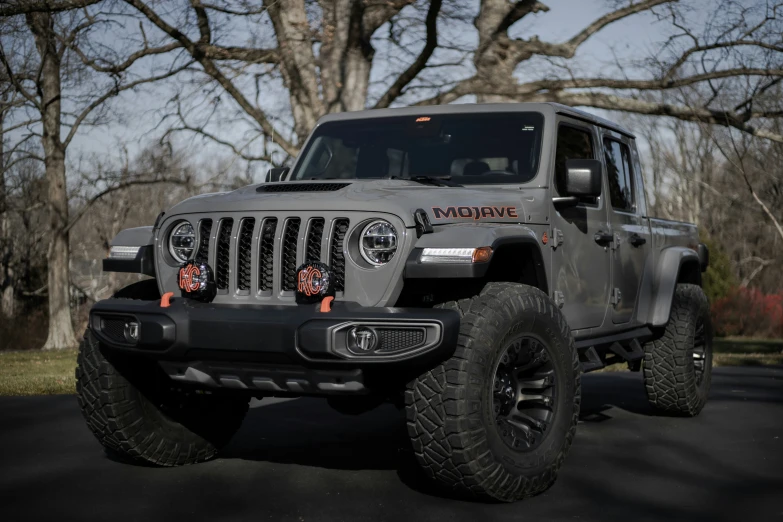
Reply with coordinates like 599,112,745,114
330,219,349,292
281,218,301,291
215,219,234,290
258,218,277,293
306,218,325,264
376,328,426,353
257,183,349,193
195,219,212,264
236,218,255,292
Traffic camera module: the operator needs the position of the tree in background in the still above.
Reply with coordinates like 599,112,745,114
0,2,191,348
116,0,783,162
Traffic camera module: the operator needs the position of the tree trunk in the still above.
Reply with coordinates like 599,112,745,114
0,92,13,319
28,12,77,350
265,0,324,143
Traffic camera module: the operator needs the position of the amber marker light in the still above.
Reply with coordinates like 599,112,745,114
472,246,493,263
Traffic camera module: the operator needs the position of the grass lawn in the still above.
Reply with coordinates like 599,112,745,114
0,349,78,396
0,338,781,396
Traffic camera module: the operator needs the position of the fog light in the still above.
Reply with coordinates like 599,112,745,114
347,326,378,354
124,321,139,343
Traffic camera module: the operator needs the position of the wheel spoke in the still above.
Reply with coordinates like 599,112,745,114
492,335,557,453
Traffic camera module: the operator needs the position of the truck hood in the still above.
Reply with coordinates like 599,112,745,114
166,180,549,226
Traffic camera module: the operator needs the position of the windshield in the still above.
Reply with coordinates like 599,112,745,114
291,112,544,185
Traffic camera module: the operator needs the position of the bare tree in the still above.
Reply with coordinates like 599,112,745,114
105,0,783,165
0,5,191,349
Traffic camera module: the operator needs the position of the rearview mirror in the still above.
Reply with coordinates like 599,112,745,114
265,167,289,183
564,159,601,198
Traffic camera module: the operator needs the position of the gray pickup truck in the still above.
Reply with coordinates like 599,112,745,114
78,103,712,502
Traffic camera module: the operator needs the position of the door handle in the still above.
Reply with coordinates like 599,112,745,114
594,230,613,245
629,233,646,247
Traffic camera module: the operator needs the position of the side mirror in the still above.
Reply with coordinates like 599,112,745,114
265,167,289,183
564,159,602,198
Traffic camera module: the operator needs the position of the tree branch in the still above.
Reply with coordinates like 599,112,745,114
64,176,189,234
0,0,100,16
63,61,194,148
510,0,675,60
520,68,783,93
554,91,783,143
123,0,297,156
373,0,442,109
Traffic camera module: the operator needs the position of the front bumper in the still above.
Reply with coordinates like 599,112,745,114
88,297,460,395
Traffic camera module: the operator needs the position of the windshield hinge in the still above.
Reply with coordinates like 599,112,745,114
414,208,433,238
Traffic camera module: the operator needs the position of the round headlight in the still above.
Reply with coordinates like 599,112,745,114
360,220,397,266
168,222,196,263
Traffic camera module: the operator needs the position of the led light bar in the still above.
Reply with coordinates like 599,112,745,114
109,246,141,259
420,247,492,264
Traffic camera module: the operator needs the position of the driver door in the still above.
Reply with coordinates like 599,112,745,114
550,118,611,332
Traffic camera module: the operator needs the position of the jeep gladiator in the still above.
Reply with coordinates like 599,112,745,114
78,102,712,502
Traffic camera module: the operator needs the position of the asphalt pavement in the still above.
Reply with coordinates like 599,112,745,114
1,366,782,522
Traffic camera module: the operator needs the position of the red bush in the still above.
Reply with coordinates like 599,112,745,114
711,287,783,338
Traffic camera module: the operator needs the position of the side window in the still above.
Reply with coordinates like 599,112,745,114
603,138,634,211
555,125,594,195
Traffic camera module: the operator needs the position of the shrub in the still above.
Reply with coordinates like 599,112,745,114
700,233,736,304
712,286,783,339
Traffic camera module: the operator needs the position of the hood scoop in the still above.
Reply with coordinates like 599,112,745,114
256,182,350,193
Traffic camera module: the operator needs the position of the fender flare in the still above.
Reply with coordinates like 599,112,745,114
649,246,701,326
102,226,155,276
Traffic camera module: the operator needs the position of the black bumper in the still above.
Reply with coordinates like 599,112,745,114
89,297,460,395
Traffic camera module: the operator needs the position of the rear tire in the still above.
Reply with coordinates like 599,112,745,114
405,283,580,502
76,329,248,466
643,284,712,416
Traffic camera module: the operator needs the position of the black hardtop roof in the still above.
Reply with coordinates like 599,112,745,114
317,102,635,138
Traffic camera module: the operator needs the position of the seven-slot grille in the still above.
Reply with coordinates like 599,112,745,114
199,215,350,296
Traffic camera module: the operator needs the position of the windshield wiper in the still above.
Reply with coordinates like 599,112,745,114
391,175,463,187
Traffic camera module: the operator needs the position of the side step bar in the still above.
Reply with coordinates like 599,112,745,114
575,327,652,373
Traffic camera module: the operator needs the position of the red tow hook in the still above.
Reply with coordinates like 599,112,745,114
320,296,334,313
160,292,174,308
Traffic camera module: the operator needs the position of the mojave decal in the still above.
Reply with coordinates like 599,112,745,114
432,206,519,220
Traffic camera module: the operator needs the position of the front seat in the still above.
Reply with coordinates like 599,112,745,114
463,161,490,176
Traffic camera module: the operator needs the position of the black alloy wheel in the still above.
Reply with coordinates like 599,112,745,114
492,336,557,452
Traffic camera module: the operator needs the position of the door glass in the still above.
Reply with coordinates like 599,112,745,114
603,138,634,211
555,125,594,195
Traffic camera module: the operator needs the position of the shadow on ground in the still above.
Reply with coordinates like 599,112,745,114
0,367,781,522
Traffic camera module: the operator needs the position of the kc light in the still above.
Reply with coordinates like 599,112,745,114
360,220,398,266
420,247,492,264
168,222,196,263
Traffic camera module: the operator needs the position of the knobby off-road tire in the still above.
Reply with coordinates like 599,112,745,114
405,283,581,502
76,329,248,466
643,283,713,416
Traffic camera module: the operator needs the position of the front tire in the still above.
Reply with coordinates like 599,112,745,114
405,283,581,502
643,283,713,416
76,329,248,466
